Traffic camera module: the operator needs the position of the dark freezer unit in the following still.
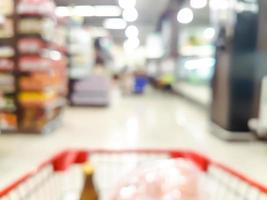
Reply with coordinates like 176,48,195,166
211,0,267,140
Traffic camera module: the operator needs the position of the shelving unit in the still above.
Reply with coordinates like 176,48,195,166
0,0,67,134
0,0,17,132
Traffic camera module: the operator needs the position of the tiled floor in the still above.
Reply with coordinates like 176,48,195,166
1,89,267,191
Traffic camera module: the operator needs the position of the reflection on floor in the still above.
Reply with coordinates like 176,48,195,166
173,82,211,107
0,89,267,190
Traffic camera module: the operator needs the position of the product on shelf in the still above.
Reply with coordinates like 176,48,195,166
19,56,51,71
0,94,15,110
18,18,55,39
20,106,60,131
68,27,93,80
0,92,3,106
19,90,57,106
19,72,57,90
0,0,14,15
0,112,17,131
18,38,46,54
17,0,55,16
112,159,210,200
0,58,14,70
0,73,15,92
0,18,13,38
0,46,14,57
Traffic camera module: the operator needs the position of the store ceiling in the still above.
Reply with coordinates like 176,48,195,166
55,0,210,44
55,0,169,43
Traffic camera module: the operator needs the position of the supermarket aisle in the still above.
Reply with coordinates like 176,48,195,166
1,89,267,189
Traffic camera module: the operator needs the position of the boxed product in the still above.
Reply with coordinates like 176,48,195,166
0,73,15,92
0,112,17,130
0,46,14,57
0,59,14,70
0,93,4,108
111,159,210,200
18,90,57,105
20,107,60,131
18,18,55,39
0,95,15,110
0,0,14,15
17,0,55,16
20,107,46,131
18,38,46,54
19,56,52,71
0,19,14,38
19,72,58,90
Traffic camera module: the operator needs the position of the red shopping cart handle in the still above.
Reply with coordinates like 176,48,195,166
52,150,88,171
1,148,267,197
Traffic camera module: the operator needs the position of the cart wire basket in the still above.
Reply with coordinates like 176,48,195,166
0,149,267,200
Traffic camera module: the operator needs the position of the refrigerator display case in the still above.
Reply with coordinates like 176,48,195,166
173,27,215,107
210,0,267,140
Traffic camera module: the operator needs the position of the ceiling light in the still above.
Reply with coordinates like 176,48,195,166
73,6,94,17
118,0,136,9
123,8,138,22
209,0,229,10
94,6,122,17
204,27,216,40
124,38,140,50
55,6,70,17
55,6,121,17
125,25,139,38
190,0,208,9
103,18,127,30
177,8,194,24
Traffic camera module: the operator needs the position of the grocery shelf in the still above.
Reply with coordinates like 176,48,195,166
0,38,15,45
0,128,17,133
0,0,67,134
1,90,16,95
0,67,14,72
18,13,56,19
17,33,52,43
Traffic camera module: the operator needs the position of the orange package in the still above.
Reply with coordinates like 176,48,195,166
0,113,17,129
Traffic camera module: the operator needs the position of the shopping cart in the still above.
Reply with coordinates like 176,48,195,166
0,149,267,200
